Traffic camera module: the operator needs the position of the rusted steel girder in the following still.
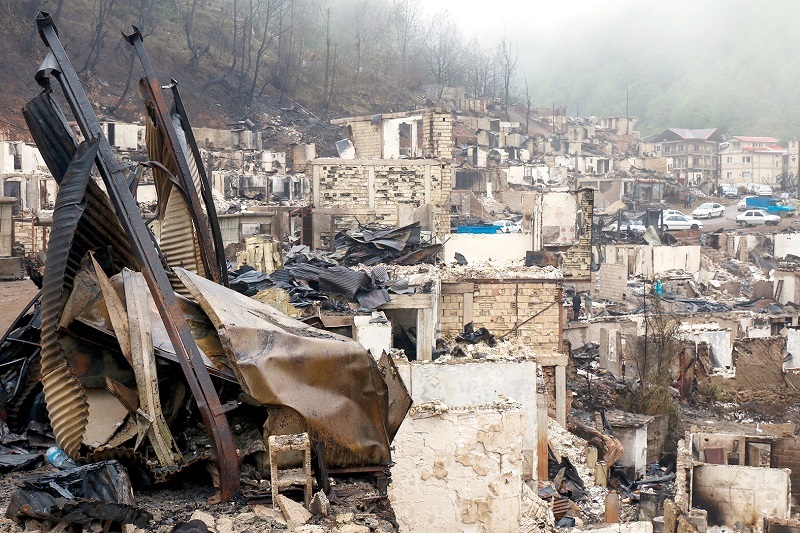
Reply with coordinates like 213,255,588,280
123,26,225,286
34,12,240,501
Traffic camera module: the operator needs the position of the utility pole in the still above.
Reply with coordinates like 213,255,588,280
625,83,630,135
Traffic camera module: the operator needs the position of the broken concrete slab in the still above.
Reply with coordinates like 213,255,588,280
308,491,331,516
276,494,312,528
389,401,525,532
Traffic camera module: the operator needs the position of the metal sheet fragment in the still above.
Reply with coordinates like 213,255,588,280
39,139,99,459
175,268,392,467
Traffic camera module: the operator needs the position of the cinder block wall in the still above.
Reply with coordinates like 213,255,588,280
440,279,562,353
348,121,382,159
598,264,628,301
315,161,447,231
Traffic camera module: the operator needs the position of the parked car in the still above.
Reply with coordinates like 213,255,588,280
719,184,739,198
737,196,755,211
736,209,781,226
691,202,725,218
602,220,646,233
492,219,522,233
661,213,703,231
661,209,685,218
756,185,773,196
745,196,796,217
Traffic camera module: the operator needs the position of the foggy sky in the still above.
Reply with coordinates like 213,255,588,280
421,0,800,137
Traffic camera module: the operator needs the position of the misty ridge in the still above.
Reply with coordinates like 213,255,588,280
0,0,798,141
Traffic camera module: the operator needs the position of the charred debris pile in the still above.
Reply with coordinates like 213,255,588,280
0,13,411,532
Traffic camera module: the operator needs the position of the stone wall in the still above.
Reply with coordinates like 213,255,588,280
389,405,525,532
440,279,562,352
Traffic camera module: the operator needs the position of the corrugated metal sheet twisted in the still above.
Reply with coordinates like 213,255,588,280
144,110,205,294
24,93,138,460
39,139,99,459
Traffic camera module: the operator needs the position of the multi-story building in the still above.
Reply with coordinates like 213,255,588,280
719,136,787,187
643,128,723,189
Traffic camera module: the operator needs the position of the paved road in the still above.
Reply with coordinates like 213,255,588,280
667,197,800,234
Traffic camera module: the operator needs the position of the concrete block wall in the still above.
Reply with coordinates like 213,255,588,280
691,464,791,527
440,280,562,353
541,365,572,420
598,263,628,301
389,406,525,532
598,266,629,302
398,360,540,480
348,121,382,159
313,160,447,233
423,110,453,160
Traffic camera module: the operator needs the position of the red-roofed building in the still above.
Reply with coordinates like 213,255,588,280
718,135,787,186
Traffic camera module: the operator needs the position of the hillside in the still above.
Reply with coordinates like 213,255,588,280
0,0,412,153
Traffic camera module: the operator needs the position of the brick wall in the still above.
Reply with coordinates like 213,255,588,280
440,279,562,353
773,437,800,504
562,189,594,279
598,263,628,301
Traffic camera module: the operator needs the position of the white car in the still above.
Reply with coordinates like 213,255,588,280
603,220,646,233
662,213,703,231
661,209,685,218
736,209,781,226
492,219,522,233
692,202,725,218
738,196,755,211
756,185,773,196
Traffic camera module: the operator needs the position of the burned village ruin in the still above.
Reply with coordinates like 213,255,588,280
0,4,799,533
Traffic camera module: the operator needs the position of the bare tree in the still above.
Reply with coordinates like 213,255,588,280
80,0,118,76
323,6,331,99
247,0,286,101
203,0,239,89
498,35,518,116
522,73,532,135
424,10,463,99
107,0,156,115
623,295,681,428
175,0,209,68
352,0,374,81
390,0,421,103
